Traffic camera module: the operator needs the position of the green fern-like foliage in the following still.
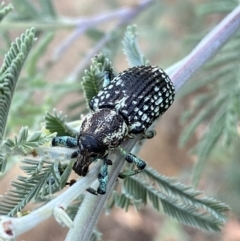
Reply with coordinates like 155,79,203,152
107,191,142,212
122,25,149,67
81,53,115,110
66,195,84,220
0,28,36,173
0,28,36,143
44,109,78,136
0,2,13,21
2,126,55,154
0,126,72,216
0,159,72,216
90,229,102,241
179,0,240,186
107,165,229,231
122,167,229,231
11,0,56,21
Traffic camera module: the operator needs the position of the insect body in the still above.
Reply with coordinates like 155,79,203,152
52,65,175,194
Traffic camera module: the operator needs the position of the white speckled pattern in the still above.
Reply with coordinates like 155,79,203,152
90,65,175,134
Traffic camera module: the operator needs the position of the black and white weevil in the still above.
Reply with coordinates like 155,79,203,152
52,65,175,195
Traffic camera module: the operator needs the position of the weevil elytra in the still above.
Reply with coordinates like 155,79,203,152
52,65,175,194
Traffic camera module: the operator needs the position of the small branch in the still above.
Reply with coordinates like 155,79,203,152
53,0,153,62
168,4,240,91
67,6,240,240
65,138,140,241
0,161,102,239
0,0,152,33
0,139,136,240
66,33,112,83
51,0,153,77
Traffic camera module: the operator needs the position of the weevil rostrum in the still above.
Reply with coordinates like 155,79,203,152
52,65,175,195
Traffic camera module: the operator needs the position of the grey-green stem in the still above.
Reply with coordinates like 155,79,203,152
65,138,139,241
65,5,240,241
169,4,240,90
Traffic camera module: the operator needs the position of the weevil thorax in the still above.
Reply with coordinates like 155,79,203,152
78,108,128,157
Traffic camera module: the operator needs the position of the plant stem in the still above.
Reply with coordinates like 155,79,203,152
67,5,240,241
65,0,153,83
0,160,102,239
65,138,139,241
169,4,240,91
0,1,153,31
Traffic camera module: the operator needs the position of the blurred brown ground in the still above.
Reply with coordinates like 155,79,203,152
1,0,240,240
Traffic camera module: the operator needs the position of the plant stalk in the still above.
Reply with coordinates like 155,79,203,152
67,5,240,241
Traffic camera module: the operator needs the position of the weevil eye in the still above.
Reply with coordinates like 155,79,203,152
79,134,106,157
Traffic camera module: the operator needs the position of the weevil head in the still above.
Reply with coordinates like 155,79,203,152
73,108,128,176
73,134,108,176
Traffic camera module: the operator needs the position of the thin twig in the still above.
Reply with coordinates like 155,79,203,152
66,33,112,83
0,159,102,239
52,0,153,62
65,138,139,241
169,4,240,91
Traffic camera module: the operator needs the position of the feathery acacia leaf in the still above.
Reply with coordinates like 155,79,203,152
123,171,229,231
0,159,70,216
122,25,149,67
0,2,13,21
44,109,78,136
2,126,55,155
81,53,114,110
90,229,102,241
179,92,227,147
192,109,227,186
179,1,240,185
0,28,36,143
0,153,7,172
107,191,142,212
143,166,229,216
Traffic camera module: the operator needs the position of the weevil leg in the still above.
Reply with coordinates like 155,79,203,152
118,147,146,179
52,136,78,148
86,187,98,195
127,133,136,139
71,150,79,158
141,130,156,140
86,158,112,195
118,169,143,179
97,158,112,194
103,70,115,87
66,179,77,186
